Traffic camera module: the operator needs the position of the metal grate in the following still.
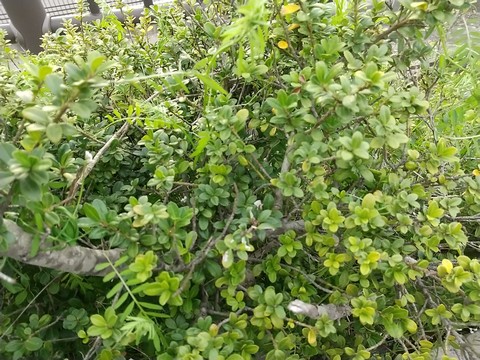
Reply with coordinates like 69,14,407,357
41,0,148,18
0,3,10,25
105,0,145,5
1,1,168,25
42,0,84,17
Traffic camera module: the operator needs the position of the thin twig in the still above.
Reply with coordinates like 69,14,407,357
172,181,198,187
449,214,480,222
31,316,62,337
286,317,314,329
173,183,239,298
249,154,272,181
217,307,251,329
281,264,333,294
306,109,334,135
374,19,421,43
83,336,102,360
366,334,389,352
274,142,295,210
0,275,60,341
61,121,130,205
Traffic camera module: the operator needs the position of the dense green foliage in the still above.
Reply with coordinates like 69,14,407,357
1,0,480,359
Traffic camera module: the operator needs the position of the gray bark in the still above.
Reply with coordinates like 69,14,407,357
1,220,122,276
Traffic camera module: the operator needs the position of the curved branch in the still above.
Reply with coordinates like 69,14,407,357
1,220,122,277
0,218,305,277
63,121,130,205
374,19,422,43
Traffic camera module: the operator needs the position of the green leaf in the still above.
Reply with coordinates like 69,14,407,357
271,314,284,329
104,307,117,327
159,290,171,306
138,301,164,311
45,74,63,96
0,172,15,188
404,319,418,334
38,65,52,81
24,337,43,352
19,178,42,201
236,109,249,122
22,107,50,124
83,203,101,222
70,100,97,119
88,52,107,72
190,131,210,158
342,95,356,107
90,314,107,327
222,249,234,268
227,355,245,360
29,234,41,258
195,72,228,95
393,271,407,284
0,143,15,164
264,287,276,305
106,282,123,299
194,57,209,70
92,199,108,218
5,340,23,352
46,123,63,144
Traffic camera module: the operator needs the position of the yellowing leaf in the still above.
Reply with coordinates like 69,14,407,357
281,4,301,16
209,324,219,336
238,155,248,166
367,251,381,262
473,169,480,176
438,259,453,277
411,1,428,11
442,259,453,272
288,23,300,31
278,40,289,49
405,319,418,334
307,328,317,346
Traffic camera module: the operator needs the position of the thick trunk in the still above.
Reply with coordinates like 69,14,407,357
1,220,122,276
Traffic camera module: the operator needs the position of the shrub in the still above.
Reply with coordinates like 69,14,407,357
1,0,480,359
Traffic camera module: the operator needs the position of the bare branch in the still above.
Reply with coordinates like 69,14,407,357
448,214,480,222
0,271,15,284
62,121,130,205
374,19,422,43
1,220,122,276
271,219,305,236
287,299,351,321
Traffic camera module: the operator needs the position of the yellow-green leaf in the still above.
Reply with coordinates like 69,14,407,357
90,314,107,327
411,1,428,10
439,259,453,275
405,319,418,334
307,328,317,346
281,4,301,16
